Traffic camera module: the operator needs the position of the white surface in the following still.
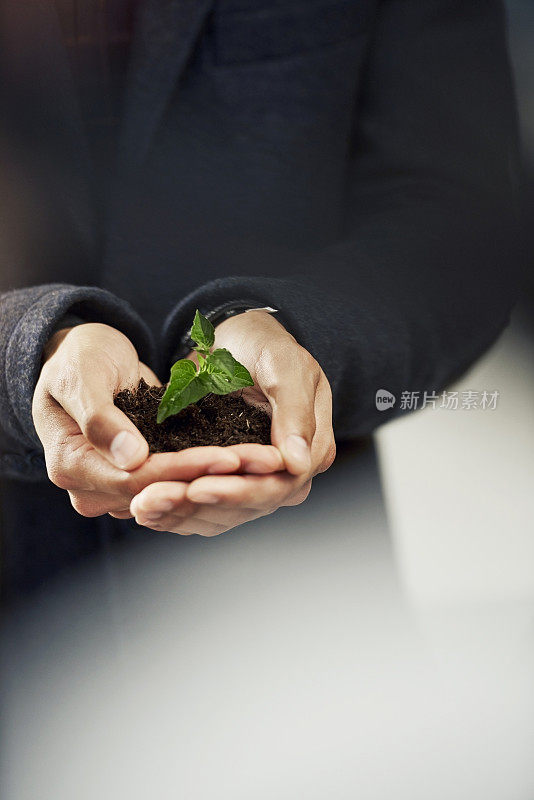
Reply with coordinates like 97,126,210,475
376,309,534,605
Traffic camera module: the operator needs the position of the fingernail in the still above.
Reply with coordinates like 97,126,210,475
110,431,143,469
285,434,311,471
189,492,220,504
142,512,163,522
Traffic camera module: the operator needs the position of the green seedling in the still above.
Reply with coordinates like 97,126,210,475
157,309,254,423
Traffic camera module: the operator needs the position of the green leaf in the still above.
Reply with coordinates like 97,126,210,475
157,313,255,422
157,359,197,423
206,348,237,376
190,309,215,352
204,349,254,394
158,375,212,421
232,362,255,387
170,359,197,384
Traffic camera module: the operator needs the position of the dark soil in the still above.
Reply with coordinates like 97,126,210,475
114,378,271,454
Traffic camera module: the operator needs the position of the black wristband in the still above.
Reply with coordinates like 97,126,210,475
174,301,279,361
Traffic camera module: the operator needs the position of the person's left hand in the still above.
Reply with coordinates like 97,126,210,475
130,310,336,535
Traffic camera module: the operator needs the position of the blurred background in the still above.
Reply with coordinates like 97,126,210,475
376,0,534,623
1,3,534,799
508,0,534,300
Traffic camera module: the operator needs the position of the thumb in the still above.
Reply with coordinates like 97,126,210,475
60,385,149,471
267,380,316,476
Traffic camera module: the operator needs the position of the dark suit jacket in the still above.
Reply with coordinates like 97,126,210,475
0,0,521,596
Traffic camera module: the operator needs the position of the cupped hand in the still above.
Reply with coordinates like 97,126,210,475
33,322,284,519
130,310,336,535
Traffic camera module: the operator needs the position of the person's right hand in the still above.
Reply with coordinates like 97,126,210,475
32,323,284,519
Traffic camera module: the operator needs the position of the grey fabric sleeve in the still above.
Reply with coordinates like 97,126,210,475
47,313,89,335
0,284,155,480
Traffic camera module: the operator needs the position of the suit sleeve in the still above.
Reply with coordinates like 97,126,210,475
0,284,155,480
162,0,522,440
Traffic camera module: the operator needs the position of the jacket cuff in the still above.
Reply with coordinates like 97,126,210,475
169,300,278,363
47,312,89,336
161,277,299,373
6,285,155,451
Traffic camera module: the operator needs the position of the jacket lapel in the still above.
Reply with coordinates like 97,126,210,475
119,0,215,170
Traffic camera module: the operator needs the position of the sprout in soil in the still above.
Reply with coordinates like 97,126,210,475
157,309,254,423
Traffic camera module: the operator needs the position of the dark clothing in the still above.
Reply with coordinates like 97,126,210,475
54,0,136,121
54,0,137,221
0,0,522,596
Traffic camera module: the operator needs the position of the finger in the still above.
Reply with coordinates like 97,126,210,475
139,362,162,387
185,472,302,511
260,351,319,476
130,480,191,519
68,490,133,518
175,504,264,526
108,509,134,519
131,481,263,523
34,398,128,493
137,513,224,536
224,443,284,474
136,504,257,536
129,446,242,489
33,388,82,456
59,443,242,496
55,381,150,472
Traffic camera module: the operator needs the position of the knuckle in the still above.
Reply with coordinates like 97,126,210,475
68,493,106,518
52,360,80,401
118,472,143,498
46,456,76,491
257,342,319,398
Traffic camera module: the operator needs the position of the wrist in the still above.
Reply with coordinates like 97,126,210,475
213,310,290,369
42,326,76,364
215,308,281,336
